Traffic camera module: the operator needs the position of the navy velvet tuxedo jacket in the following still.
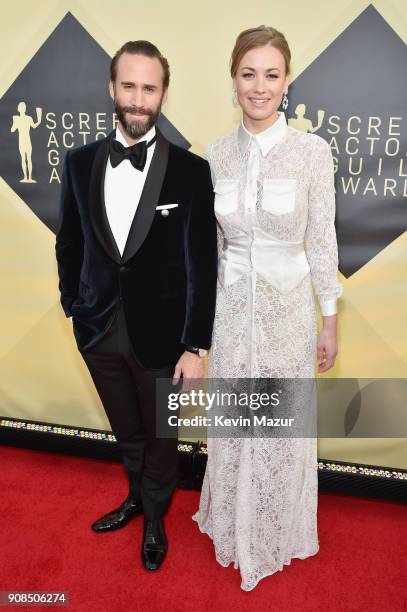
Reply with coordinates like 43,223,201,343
55,128,218,368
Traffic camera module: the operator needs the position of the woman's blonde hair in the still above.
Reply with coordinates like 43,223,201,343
230,26,291,77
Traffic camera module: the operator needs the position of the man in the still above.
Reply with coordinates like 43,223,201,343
55,41,217,571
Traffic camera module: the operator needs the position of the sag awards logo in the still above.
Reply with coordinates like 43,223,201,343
287,4,407,277
11,102,42,183
0,12,189,233
10,100,118,184
288,104,406,199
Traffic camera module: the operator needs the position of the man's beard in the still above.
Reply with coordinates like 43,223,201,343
114,100,161,139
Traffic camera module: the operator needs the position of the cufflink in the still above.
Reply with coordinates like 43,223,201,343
161,209,169,217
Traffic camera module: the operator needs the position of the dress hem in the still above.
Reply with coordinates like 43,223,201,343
192,514,319,592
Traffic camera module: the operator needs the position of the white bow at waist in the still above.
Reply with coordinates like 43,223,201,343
218,229,310,294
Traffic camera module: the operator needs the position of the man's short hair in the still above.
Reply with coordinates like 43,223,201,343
110,40,170,88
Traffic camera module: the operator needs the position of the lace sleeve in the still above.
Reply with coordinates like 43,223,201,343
305,137,342,316
205,142,224,255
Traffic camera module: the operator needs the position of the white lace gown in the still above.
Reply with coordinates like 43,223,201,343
192,112,342,591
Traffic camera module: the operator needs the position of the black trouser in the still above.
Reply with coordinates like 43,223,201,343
80,305,178,521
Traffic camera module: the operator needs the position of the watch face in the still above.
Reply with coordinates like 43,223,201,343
198,349,208,358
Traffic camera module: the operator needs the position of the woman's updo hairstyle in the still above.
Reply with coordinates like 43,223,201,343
230,26,291,78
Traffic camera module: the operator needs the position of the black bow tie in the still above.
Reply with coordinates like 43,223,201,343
109,135,156,171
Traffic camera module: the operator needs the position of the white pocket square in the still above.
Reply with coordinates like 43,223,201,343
156,203,179,210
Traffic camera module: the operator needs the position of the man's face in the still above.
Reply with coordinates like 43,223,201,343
109,52,168,140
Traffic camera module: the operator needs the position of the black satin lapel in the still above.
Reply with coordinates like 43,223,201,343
88,131,122,264
122,129,170,263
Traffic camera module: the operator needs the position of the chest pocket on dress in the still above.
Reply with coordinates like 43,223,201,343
214,179,238,216
262,178,297,216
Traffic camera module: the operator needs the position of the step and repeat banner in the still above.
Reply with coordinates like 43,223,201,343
0,0,406,469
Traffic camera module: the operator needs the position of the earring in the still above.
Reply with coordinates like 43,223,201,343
282,92,288,110
232,88,239,108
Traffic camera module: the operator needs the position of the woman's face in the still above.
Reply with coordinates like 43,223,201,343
234,44,288,132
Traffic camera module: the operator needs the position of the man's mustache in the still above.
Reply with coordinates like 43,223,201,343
122,106,153,116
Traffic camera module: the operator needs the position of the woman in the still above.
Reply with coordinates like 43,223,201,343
192,26,342,591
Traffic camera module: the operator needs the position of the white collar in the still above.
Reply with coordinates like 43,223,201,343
114,124,156,147
238,112,287,156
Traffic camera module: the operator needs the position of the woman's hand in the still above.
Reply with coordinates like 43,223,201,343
317,315,338,373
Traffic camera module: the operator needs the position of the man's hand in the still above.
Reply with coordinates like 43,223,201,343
172,351,205,390
317,315,338,373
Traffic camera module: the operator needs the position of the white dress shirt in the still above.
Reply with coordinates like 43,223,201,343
238,111,288,217
104,125,156,256
214,113,342,320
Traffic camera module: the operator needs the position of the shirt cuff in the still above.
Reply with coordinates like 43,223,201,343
319,298,337,316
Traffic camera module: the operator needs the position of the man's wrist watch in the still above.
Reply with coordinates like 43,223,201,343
185,345,208,358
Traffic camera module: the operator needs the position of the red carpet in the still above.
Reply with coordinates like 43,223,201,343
0,445,405,612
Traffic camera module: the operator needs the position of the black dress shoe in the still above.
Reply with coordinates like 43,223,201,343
142,519,168,571
91,497,143,532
